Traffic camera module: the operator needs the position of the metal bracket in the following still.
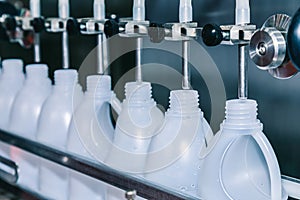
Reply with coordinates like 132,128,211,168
0,155,18,184
77,18,106,35
45,17,67,33
119,20,149,38
164,22,199,41
220,24,256,45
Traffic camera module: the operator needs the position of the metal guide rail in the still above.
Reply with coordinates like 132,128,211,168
0,129,197,200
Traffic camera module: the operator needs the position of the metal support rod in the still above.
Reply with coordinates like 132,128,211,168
34,33,41,63
103,35,109,74
238,44,248,99
62,31,69,69
97,34,104,74
182,40,190,89
136,37,143,83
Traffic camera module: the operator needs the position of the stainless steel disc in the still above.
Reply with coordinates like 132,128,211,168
263,14,298,79
249,27,286,70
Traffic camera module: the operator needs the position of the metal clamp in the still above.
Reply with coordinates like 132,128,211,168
45,17,68,33
164,22,199,41
77,18,106,35
0,155,18,184
119,20,149,38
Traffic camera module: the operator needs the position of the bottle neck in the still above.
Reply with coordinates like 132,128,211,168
167,90,200,117
124,81,154,106
54,69,78,87
2,59,24,77
223,99,261,129
85,75,111,100
26,64,49,84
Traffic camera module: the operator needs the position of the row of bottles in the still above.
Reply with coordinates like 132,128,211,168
0,58,285,199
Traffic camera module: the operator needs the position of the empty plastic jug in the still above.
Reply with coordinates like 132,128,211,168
9,64,51,191
0,59,24,160
67,75,114,200
0,59,24,130
9,64,52,138
145,90,213,197
105,82,164,174
37,69,83,200
198,99,287,200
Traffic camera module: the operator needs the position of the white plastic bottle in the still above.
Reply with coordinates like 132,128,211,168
144,90,212,197
9,64,52,137
198,99,287,200
37,69,83,200
9,64,51,191
0,59,24,159
0,59,25,130
67,75,114,200
105,82,164,174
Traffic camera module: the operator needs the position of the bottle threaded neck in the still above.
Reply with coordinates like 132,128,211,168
168,90,200,115
26,64,49,80
54,69,78,86
2,59,23,75
86,75,111,98
125,82,152,104
225,99,258,125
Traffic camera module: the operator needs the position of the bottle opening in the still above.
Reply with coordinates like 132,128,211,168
168,90,200,115
54,69,78,86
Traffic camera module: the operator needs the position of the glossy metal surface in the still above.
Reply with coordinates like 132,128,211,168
249,27,286,70
238,44,248,99
182,40,190,89
0,154,18,184
263,14,298,79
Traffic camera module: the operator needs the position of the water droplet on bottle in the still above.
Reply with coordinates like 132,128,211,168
180,186,187,192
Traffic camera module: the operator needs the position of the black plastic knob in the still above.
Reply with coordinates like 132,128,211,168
66,18,80,36
104,19,119,38
148,23,165,43
4,16,16,31
31,17,45,33
202,24,223,47
287,8,300,71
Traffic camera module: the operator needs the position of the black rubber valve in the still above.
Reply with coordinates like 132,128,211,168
202,23,223,46
66,18,80,36
287,8,300,71
4,16,16,31
104,19,119,38
31,17,45,33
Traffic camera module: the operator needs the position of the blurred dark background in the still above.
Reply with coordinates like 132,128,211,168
1,0,300,180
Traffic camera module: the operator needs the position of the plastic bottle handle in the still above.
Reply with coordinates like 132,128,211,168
110,92,122,115
252,132,282,200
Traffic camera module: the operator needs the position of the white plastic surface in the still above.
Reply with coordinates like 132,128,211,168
9,64,51,191
133,0,145,21
105,82,164,173
59,0,70,18
235,0,250,25
145,90,212,197
67,75,114,200
37,69,83,200
30,0,41,17
198,99,286,200
0,59,24,131
179,0,193,23
94,0,105,20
